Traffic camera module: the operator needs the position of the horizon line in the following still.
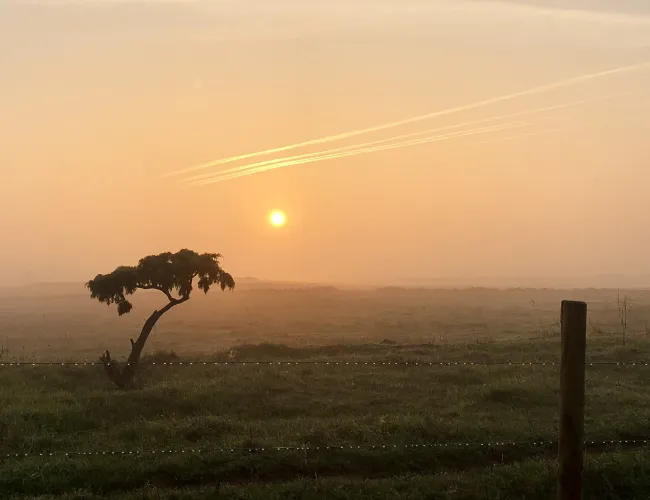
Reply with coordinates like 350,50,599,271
2,276,650,292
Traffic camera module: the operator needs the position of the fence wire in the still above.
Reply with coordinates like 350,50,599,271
2,438,648,460
1,360,649,367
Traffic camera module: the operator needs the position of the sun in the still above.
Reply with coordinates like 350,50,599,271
269,210,286,227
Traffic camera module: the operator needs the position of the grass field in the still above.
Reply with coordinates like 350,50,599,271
2,284,650,499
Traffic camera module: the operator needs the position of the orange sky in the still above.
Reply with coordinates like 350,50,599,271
1,0,650,287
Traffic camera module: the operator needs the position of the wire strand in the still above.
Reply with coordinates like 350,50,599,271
1,361,648,367
3,439,648,460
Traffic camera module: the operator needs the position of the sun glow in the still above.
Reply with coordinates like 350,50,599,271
269,210,286,227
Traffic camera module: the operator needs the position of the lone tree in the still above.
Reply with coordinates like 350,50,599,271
86,249,235,389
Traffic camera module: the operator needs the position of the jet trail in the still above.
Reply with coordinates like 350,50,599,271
186,121,528,186
164,61,648,179
182,92,627,183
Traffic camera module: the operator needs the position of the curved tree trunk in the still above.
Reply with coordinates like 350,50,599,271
100,297,188,389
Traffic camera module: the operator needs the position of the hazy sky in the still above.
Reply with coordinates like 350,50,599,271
1,0,649,287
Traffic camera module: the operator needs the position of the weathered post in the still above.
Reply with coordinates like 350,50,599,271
557,300,587,500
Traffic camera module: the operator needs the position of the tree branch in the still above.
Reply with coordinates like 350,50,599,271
126,295,191,366
161,295,190,312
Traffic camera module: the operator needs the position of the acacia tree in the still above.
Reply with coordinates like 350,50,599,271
86,249,235,389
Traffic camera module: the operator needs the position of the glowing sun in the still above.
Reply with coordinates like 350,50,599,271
269,210,286,227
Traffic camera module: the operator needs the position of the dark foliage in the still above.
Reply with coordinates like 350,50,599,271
86,249,235,316
86,249,235,389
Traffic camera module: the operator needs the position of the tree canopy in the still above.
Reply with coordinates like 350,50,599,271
86,249,235,315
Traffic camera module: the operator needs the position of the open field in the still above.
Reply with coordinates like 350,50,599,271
2,283,650,361
2,285,650,498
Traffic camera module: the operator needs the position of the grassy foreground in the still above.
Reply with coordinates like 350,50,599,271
12,450,650,500
2,340,650,498
2,287,650,498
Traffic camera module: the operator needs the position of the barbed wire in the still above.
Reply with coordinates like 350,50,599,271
0,360,649,367
2,438,647,460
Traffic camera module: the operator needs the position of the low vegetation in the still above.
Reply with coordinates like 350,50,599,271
1,286,650,498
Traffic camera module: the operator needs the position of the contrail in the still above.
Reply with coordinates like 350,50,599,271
194,125,571,186
187,122,527,186
164,60,649,178
184,121,483,183
186,121,529,186
182,91,628,183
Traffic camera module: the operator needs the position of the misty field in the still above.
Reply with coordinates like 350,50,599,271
2,285,650,499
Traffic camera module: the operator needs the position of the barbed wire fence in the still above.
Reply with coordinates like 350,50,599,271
4,439,650,460
2,360,650,366
1,365,649,459
1,301,648,497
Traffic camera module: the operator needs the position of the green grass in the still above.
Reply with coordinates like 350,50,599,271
11,450,650,500
2,287,650,498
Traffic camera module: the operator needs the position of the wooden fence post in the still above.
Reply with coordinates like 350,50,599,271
557,300,587,500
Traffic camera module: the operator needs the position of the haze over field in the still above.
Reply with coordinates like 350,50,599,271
1,0,649,287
